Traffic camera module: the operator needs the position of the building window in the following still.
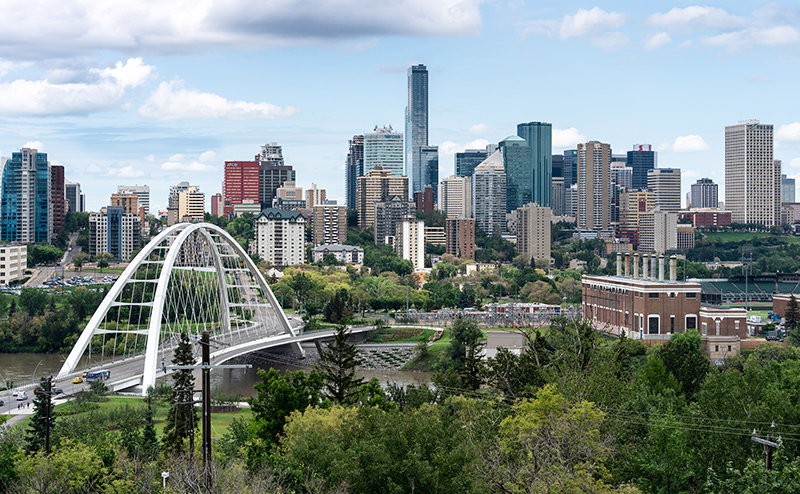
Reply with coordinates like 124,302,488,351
648,316,659,334
702,322,707,335
648,292,659,298
671,316,675,333
686,316,697,330
715,345,719,352
686,292,697,298
735,320,740,330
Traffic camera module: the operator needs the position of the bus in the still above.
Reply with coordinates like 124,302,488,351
85,370,111,382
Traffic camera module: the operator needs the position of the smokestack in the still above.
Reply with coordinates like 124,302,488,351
633,253,639,278
670,255,677,282
624,253,630,277
659,254,665,281
642,254,649,279
651,255,657,280
616,253,622,277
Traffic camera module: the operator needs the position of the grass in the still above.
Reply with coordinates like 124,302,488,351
703,232,773,241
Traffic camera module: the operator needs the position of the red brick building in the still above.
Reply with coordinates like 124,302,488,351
223,161,260,217
50,165,65,234
414,186,435,214
446,218,475,260
679,209,732,227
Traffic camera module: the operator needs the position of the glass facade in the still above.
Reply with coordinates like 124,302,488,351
563,149,578,187
627,145,656,190
517,122,552,208
455,150,487,178
420,146,439,204
1,148,50,243
345,135,364,210
500,136,533,213
365,127,404,176
405,64,428,194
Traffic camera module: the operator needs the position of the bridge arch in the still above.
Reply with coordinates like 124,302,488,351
58,222,300,394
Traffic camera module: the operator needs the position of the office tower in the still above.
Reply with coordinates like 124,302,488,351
690,178,719,209
275,181,303,202
610,162,633,224
312,203,346,246
88,207,142,261
782,172,795,203
420,146,438,204
167,184,204,225
440,175,472,219
446,218,475,260
472,151,507,235
563,149,578,187
355,167,409,228
211,193,223,216
619,190,654,246
516,203,552,262
116,185,150,215
0,147,51,243
577,141,611,231
552,153,564,180
259,142,284,166
517,122,553,208
110,193,139,215
50,165,65,234
395,214,425,271
256,142,295,208
565,184,578,219
65,181,83,213
406,64,429,194
223,161,259,216
455,150,487,178
306,183,326,209
725,122,780,225
364,126,404,176
255,209,306,266
647,168,682,212
627,144,656,190
500,135,532,213
414,186,434,214
374,195,413,244
638,211,678,254
345,135,364,210
551,177,565,217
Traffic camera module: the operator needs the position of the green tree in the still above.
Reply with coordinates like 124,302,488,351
25,377,55,454
318,323,364,404
96,252,113,271
72,252,89,271
161,332,198,455
786,295,800,341
656,329,709,400
323,288,351,323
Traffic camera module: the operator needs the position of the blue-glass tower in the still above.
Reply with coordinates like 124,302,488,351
455,150,487,177
405,64,428,194
516,122,552,208
500,136,533,213
420,146,439,204
626,144,656,190
563,149,578,187
1,147,50,243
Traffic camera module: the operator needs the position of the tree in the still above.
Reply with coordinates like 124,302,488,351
439,317,484,390
96,252,113,272
72,252,89,271
318,323,364,404
786,294,800,336
25,377,55,454
323,288,352,323
656,329,709,400
162,332,198,456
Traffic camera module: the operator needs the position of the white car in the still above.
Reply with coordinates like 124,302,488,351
16,392,27,401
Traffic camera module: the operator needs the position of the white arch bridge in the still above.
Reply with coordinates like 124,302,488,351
55,222,366,396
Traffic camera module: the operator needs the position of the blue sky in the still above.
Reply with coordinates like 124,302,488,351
0,1,798,211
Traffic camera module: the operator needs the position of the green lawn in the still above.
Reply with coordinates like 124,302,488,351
703,232,773,242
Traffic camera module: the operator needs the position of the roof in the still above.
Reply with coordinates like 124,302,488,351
501,135,527,143
474,150,504,171
256,209,306,221
312,244,364,253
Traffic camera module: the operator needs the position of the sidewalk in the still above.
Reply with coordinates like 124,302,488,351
1,396,71,429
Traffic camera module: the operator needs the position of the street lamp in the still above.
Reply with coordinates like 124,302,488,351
32,359,43,386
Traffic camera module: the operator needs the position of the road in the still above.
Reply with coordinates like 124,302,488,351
25,233,80,287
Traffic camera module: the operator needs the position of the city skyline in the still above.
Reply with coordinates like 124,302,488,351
0,2,798,211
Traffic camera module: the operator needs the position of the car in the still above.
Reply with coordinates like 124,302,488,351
0,399,3,406
16,392,27,401
52,387,63,395
72,377,83,384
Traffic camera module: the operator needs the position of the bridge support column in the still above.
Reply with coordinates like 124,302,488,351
314,340,324,356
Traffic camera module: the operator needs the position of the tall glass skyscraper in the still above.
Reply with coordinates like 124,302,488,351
420,146,439,204
626,144,656,190
345,135,364,210
563,149,578,187
364,126,404,176
500,135,533,213
517,122,552,208
405,64,428,195
1,147,51,243
455,150,487,177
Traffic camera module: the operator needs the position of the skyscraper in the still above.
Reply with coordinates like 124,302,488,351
455,150,487,178
50,165,65,235
577,141,611,231
725,121,781,226
516,203,551,262
609,162,633,224
782,172,795,204
406,64,428,194
355,167,409,228
446,218,475,260
224,161,260,216
647,168,682,212
517,122,552,208
420,146,438,204
116,185,150,215
65,181,83,213
472,151,506,234
1,147,51,243
563,149,578,187
256,142,295,209
499,135,532,213
440,175,472,219
626,144,656,190
364,126,404,176
345,135,364,210
690,178,718,209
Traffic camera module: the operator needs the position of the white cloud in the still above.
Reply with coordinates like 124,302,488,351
746,74,774,83
777,123,800,141
144,154,155,162
558,7,626,39
161,161,216,172
552,127,586,148
23,141,45,151
790,158,800,168
114,165,146,178
592,32,629,49
644,32,671,50
0,58,154,116
168,153,185,162
703,26,799,52
658,135,710,153
468,123,488,134
139,79,300,120
683,170,700,178
649,7,746,31
199,150,217,163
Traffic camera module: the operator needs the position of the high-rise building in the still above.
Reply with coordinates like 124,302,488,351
88,207,141,261
256,142,295,208
516,203,551,262
306,183,326,209
782,172,795,204
610,163,633,225
65,181,83,213
345,135,364,210
639,211,678,254
439,175,472,219
255,209,306,266
472,151,507,235
110,192,139,215
552,154,564,180
374,195,413,245
626,144,656,190
647,168,682,212
395,214,425,271
50,165,65,234
517,122,552,208
364,126,404,176
414,186,434,214
690,178,718,209
565,183,578,218
455,150,487,178
551,177,565,217
275,181,303,202
563,149,578,187
211,193,223,217
446,218,475,260
619,190,654,246
499,135,532,213
259,142,284,166
420,146,438,204
0,147,51,243
355,167,409,228
116,185,150,215
168,185,204,224
577,141,611,231
312,203,346,246
406,64,428,194
725,120,780,226
223,161,259,216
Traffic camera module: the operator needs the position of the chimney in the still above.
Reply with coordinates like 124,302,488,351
670,255,677,282
624,253,631,277
651,255,657,280
642,254,649,279
616,253,622,277
633,253,639,278
659,254,665,281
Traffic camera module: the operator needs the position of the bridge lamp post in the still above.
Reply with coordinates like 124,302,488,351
32,360,43,386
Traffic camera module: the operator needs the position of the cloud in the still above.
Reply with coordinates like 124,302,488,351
777,123,800,141
791,158,800,168
114,165,146,178
161,161,216,172
468,123,488,134
746,74,774,83
552,127,586,148
683,170,700,178
520,7,627,49
168,153,185,162
703,26,799,52
592,32,629,49
0,58,154,116
649,7,746,31
144,154,155,162
199,150,217,163
644,32,671,50
658,135,710,153
139,79,300,120
23,141,45,151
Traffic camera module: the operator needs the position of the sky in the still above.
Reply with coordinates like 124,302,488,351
0,1,799,212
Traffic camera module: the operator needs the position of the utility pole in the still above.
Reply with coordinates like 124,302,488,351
45,376,52,455
751,422,779,470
